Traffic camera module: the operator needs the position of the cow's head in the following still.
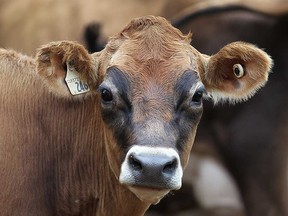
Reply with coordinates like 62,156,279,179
36,16,272,204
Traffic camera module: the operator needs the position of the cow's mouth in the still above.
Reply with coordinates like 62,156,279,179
128,185,170,204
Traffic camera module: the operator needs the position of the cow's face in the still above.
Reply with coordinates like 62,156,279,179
99,55,204,204
36,16,272,205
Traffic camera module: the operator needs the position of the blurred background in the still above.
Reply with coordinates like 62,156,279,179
1,0,287,215
1,0,287,55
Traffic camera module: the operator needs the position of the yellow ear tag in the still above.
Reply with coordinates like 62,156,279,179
64,62,90,95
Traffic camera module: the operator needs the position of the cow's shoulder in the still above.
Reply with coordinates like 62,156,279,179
0,48,35,75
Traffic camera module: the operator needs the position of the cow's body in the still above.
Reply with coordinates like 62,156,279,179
0,50,148,215
0,16,272,216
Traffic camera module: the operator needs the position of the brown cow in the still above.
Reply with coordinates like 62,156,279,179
0,16,272,216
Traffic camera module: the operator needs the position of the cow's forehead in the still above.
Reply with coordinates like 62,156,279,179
108,39,200,84
106,16,201,79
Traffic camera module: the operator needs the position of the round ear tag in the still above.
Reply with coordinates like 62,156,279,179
233,64,245,78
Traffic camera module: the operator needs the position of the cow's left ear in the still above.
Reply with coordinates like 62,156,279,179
198,42,273,103
36,41,99,98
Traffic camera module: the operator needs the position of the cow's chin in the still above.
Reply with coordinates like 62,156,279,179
128,186,170,205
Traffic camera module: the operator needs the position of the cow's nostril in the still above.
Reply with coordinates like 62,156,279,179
129,154,142,171
163,158,177,174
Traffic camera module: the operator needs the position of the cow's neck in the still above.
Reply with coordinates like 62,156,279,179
47,96,149,216
0,62,149,216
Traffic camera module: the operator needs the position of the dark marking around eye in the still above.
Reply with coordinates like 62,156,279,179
107,67,132,109
175,70,200,109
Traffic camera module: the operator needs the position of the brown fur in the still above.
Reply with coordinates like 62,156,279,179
0,49,148,216
0,16,272,216
36,41,98,98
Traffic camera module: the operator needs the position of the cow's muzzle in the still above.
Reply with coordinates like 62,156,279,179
119,146,183,203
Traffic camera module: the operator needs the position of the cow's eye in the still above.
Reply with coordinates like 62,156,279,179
101,89,113,102
192,90,203,104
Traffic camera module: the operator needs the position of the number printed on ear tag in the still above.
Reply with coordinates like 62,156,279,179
65,62,90,95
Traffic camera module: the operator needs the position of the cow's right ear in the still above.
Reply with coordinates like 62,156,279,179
36,41,99,98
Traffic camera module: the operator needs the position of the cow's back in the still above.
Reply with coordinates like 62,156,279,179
0,49,57,215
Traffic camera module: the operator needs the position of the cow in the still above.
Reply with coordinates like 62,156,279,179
0,16,272,216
